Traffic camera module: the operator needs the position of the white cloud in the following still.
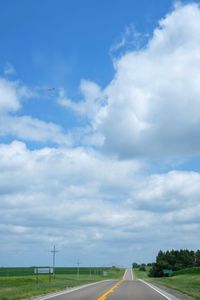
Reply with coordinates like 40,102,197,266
60,3,200,158
0,141,200,264
110,24,148,58
98,3,200,158
0,78,70,145
2,2,200,265
58,79,104,119
0,78,20,113
0,115,71,145
133,170,200,212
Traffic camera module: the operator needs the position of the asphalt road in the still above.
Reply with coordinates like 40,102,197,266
123,268,134,280
108,279,167,300
39,269,177,300
39,280,118,300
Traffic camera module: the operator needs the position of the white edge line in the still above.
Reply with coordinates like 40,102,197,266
123,269,127,280
35,279,114,300
131,268,133,280
139,279,172,300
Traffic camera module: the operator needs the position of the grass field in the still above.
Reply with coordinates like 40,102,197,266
0,267,115,277
133,267,151,280
134,267,200,300
0,267,124,300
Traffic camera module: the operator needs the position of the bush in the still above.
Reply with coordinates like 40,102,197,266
139,266,146,272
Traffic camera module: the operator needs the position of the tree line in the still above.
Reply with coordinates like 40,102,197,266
133,249,200,277
150,249,200,277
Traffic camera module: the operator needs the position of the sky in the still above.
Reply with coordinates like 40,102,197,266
1,0,200,267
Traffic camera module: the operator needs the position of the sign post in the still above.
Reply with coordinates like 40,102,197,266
34,267,53,284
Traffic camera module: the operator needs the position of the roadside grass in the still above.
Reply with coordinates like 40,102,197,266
0,268,124,300
173,267,200,276
134,267,200,300
151,274,200,300
133,267,150,280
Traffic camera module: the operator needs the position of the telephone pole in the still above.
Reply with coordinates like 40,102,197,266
50,245,59,277
77,260,80,277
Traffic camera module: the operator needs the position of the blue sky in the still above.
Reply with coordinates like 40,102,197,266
0,0,174,132
0,0,172,86
1,0,200,267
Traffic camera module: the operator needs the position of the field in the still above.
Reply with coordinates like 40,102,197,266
134,267,200,300
0,267,112,277
133,267,151,280
0,267,124,300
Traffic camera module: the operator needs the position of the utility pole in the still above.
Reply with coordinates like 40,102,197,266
90,265,92,277
77,260,80,278
50,245,59,277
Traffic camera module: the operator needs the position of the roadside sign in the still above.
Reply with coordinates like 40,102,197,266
103,271,108,276
163,269,173,276
34,267,53,284
34,267,53,274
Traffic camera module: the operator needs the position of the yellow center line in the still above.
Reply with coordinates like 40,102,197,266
97,280,123,300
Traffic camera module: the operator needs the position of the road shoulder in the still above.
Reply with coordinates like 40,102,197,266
140,280,195,300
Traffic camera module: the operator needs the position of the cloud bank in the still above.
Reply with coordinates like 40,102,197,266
0,141,200,265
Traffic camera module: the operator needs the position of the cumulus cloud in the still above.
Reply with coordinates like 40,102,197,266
133,170,200,211
0,78,21,113
0,77,70,145
99,3,200,158
0,141,200,264
0,115,71,145
58,79,104,120
60,3,200,158
0,141,144,263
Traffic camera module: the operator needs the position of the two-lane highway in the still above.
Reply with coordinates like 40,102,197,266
123,268,134,280
37,269,179,300
37,280,118,300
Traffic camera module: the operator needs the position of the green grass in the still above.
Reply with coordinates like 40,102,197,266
0,268,124,300
173,267,200,276
0,268,34,277
134,267,200,300
133,267,150,279
152,274,200,299
0,267,117,277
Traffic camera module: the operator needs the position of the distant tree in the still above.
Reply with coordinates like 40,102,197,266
132,262,139,268
139,265,146,271
149,249,200,277
195,250,200,266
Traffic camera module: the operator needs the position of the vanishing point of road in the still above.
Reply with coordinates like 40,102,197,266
37,268,178,300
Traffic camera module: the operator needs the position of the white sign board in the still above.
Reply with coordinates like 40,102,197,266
34,267,53,274
103,271,108,276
